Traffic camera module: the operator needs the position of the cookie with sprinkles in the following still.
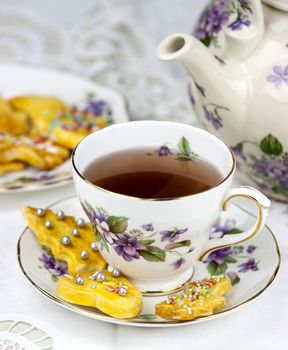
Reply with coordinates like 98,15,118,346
0,132,69,170
57,271,143,319
9,95,68,134
155,275,231,321
22,206,107,274
49,98,112,150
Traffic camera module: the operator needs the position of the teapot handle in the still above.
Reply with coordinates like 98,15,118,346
199,186,271,261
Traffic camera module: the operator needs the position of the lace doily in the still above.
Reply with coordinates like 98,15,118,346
0,314,65,349
0,0,197,124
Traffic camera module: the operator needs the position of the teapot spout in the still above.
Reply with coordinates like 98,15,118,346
157,33,247,142
157,33,231,95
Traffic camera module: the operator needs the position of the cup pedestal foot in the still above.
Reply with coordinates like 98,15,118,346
131,268,194,295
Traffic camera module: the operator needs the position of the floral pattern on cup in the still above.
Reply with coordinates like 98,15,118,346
266,65,288,89
156,136,197,161
231,134,288,198
82,201,195,268
205,219,259,285
38,217,260,287
194,0,252,48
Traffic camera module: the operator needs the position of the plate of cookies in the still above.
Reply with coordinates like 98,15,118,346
17,196,280,327
0,64,129,192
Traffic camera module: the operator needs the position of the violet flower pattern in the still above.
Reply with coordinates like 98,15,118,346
228,16,251,30
85,100,105,115
194,0,252,47
39,253,67,282
171,258,185,270
238,258,259,272
194,0,230,45
210,219,242,239
160,228,188,242
13,172,59,184
113,233,146,262
191,81,229,131
142,223,154,232
231,134,288,198
266,66,288,89
203,106,223,130
210,221,234,239
231,143,247,161
204,247,232,264
85,92,113,124
157,145,173,157
205,219,259,286
81,200,195,267
247,245,256,254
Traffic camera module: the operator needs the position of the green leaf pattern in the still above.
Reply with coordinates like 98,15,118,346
157,136,198,161
231,134,288,199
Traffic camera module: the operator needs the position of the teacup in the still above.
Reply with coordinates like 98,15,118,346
72,121,271,293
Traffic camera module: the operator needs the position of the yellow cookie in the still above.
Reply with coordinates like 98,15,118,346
0,96,11,115
155,275,231,321
0,97,30,135
0,161,26,175
22,206,107,274
0,133,69,170
0,111,30,136
57,271,143,319
51,127,88,150
9,95,67,133
50,109,107,150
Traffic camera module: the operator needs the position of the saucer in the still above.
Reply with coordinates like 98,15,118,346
0,64,129,193
17,196,280,327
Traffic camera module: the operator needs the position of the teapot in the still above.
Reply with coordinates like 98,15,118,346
157,0,288,202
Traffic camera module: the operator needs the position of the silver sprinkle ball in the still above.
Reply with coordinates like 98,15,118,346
112,268,120,277
56,210,65,220
72,227,80,236
44,220,53,229
61,235,71,246
75,218,85,227
75,275,84,285
80,250,89,260
36,208,45,217
118,286,128,296
90,241,98,251
96,272,106,282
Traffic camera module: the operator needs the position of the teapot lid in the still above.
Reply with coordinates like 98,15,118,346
263,0,288,11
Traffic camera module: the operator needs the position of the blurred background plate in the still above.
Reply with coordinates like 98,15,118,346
0,63,129,193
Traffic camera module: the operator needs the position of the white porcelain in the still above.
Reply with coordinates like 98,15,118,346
157,0,288,201
0,63,129,192
17,196,280,327
72,121,270,292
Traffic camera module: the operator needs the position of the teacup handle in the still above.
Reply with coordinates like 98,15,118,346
199,186,271,261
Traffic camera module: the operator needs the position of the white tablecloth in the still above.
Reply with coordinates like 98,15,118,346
0,1,287,349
